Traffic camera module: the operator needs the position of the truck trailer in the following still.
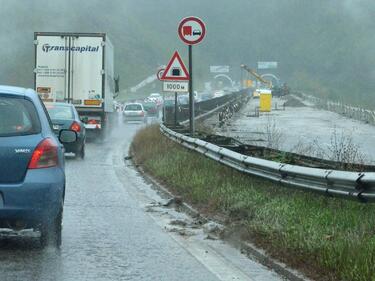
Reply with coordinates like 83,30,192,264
34,32,115,134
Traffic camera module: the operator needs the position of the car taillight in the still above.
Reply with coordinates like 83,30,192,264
28,138,58,169
70,121,81,132
140,111,144,117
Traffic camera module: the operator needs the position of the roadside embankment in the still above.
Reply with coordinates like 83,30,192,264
131,124,375,281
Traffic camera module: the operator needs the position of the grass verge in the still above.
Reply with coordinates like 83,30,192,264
131,125,375,281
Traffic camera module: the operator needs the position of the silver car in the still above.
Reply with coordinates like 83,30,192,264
123,103,147,123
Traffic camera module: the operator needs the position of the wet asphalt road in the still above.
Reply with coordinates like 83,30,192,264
0,115,220,281
0,114,285,281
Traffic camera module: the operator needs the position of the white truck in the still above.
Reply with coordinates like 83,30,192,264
34,32,116,134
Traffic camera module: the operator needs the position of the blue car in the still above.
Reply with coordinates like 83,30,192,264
0,86,76,247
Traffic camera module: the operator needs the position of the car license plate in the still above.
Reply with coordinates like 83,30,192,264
53,124,60,130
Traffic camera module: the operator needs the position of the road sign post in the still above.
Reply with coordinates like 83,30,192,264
174,92,178,126
188,45,194,134
159,52,189,125
178,16,206,136
163,91,165,123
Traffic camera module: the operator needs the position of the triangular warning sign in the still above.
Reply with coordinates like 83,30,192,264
161,51,189,81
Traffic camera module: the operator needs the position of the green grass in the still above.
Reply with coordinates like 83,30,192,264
132,125,375,281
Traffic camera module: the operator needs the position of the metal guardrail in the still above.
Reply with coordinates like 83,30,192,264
297,92,375,125
160,124,375,202
180,93,248,126
164,90,248,125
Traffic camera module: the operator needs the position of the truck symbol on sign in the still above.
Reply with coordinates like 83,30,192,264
172,67,181,77
182,26,192,36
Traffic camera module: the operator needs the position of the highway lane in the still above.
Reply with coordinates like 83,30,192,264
0,114,285,281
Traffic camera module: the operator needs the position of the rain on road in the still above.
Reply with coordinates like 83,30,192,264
0,115,284,281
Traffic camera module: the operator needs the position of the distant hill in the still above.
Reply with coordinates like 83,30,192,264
0,0,374,107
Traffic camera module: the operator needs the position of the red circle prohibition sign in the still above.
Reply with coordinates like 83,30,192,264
178,16,206,45
157,69,165,81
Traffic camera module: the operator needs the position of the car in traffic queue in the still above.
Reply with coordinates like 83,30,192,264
0,85,77,247
142,100,159,118
148,93,163,107
45,102,86,159
163,97,185,124
177,94,189,105
123,103,147,123
163,98,177,107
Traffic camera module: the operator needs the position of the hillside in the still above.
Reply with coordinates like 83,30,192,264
0,0,374,107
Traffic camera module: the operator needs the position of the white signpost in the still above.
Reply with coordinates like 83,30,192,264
163,81,188,92
161,51,190,81
160,51,189,92
159,51,190,125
